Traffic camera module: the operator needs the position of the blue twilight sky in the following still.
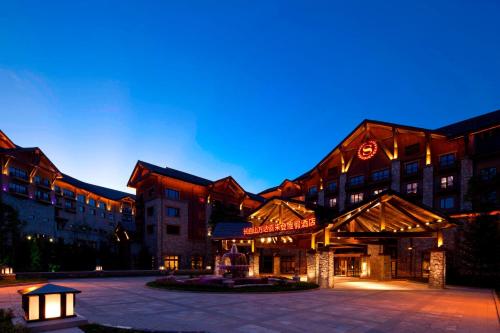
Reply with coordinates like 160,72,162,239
0,1,499,194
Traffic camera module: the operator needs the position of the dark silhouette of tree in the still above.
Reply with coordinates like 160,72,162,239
450,175,500,287
0,197,23,266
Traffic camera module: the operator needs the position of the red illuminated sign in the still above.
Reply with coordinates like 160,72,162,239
243,217,316,236
357,140,378,160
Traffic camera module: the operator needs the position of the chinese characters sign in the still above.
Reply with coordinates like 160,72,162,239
243,217,316,235
357,140,378,160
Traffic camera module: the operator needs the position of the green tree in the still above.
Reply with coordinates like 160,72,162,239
0,196,24,266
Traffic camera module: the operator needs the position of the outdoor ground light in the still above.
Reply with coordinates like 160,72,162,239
95,265,103,271
1,265,13,275
159,265,165,270
18,284,81,322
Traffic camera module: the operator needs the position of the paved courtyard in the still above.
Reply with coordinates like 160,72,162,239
0,276,498,333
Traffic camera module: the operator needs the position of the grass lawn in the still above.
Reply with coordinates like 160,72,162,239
0,308,29,333
0,278,47,287
147,280,319,293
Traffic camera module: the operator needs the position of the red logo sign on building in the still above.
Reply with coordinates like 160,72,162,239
357,140,378,160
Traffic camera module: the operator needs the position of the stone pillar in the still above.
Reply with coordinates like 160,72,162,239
249,253,259,277
423,165,434,207
273,255,280,276
339,173,347,211
360,255,369,278
367,244,391,280
306,251,319,284
429,250,446,289
318,249,334,288
391,160,401,192
214,255,222,276
460,158,473,211
317,190,325,206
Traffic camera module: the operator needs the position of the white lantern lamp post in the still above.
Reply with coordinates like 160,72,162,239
0,265,15,280
18,284,81,322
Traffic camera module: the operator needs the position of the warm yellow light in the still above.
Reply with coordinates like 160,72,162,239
28,296,39,321
45,294,61,319
27,235,32,240
66,293,74,316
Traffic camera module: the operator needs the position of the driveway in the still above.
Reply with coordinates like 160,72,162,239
0,276,498,333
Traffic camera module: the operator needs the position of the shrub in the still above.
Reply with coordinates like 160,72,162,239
0,308,29,333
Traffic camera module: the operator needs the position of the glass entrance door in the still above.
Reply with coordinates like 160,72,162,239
334,257,361,277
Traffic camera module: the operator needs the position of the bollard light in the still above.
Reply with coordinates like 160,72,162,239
95,265,103,271
1,265,13,275
18,284,81,322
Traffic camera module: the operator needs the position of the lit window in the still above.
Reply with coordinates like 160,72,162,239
349,176,364,186
372,169,389,182
405,161,418,175
164,255,179,270
439,153,455,168
191,256,203,269
350,193,364,204
406,182,418,194
328,197,337,207
166,188,180,200
166,207,180,217
440,176,454,189
439,197,454,209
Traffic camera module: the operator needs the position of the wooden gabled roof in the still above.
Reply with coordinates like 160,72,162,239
327,190,453,236
0,130,16,149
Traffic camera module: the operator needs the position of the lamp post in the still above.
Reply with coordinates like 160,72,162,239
0,265,15,281
18,284,81,322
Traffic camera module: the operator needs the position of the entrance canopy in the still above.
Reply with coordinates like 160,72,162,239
245,198,316,237
326,191,454,240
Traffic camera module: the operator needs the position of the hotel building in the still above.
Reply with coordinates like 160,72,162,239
130,110,499,287
0,130,135,249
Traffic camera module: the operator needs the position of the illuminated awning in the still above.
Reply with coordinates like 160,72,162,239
326,191,454,239
245,198,316,237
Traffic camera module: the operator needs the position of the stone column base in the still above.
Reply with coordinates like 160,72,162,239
306,251,319,284
318,249,334,288
429,250,446,288
249,253,260,277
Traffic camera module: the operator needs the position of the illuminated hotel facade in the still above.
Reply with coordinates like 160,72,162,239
129,109,499,287
0,131,136,249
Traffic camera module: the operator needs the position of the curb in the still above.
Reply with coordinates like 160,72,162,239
492,289,500,325
0,281,46,289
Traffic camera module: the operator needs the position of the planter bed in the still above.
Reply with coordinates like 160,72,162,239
147,277,318,293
